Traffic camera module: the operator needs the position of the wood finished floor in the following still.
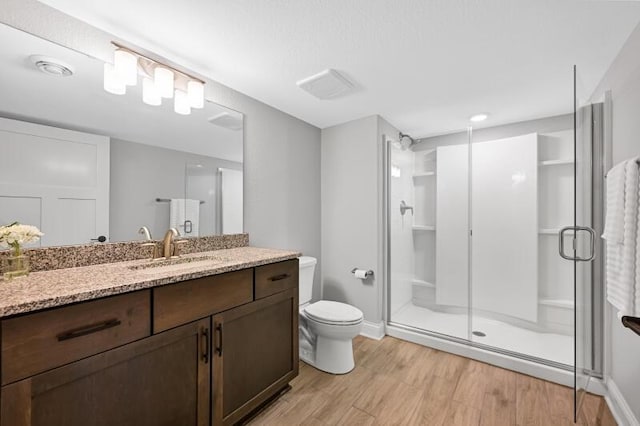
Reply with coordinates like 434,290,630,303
249,335,616,426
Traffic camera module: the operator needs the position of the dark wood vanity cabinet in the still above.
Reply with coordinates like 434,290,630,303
213,288,298,425
0,258,299,426
1,319,211,426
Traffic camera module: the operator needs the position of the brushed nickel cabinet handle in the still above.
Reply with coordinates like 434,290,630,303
56,318,121,341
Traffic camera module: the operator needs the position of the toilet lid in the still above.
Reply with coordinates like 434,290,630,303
304,301,363,325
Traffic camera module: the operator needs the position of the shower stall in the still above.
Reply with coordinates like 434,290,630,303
383,68,604,419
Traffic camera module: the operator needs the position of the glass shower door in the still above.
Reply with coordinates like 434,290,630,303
571,66,599,421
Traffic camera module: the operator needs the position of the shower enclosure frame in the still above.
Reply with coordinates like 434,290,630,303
381,106,605,391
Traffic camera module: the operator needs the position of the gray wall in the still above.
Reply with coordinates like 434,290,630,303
590,21,640,423
109,139,241,242
0,0,322,291
321,115,399,323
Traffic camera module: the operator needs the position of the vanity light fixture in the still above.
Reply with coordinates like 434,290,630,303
470,113,489,122
103,63,126,95
113,49,138,86
187,81,205,108
174,89,191,115
154,67,175,99
142,77,162,106
103,43,205,115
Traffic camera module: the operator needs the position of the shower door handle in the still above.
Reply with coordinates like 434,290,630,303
558,226,596,262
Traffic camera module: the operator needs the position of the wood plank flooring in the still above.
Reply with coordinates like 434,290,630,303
248,336,617,426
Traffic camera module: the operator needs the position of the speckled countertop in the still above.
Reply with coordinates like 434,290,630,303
0,246,301,318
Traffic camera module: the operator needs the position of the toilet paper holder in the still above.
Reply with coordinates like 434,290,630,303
351,268,374,278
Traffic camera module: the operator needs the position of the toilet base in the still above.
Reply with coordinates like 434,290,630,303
300,336,355,375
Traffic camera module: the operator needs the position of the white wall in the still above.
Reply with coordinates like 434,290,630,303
590,21,640,423
0,0,322,293
321,115,399,323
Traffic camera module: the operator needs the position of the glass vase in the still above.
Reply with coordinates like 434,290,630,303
3,255,30,280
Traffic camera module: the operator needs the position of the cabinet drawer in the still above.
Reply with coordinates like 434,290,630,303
1,290,150,385
255,259,299,299
153,269,253,333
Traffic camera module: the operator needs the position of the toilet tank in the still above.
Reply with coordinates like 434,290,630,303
298,256,317,305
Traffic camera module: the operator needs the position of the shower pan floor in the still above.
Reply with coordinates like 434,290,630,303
391,303,573,366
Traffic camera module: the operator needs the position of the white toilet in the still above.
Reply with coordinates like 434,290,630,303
298,256,364,374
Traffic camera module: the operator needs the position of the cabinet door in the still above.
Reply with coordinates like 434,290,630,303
1,318,211,426
213,288,298,425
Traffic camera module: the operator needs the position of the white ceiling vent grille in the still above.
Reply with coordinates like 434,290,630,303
296,69,354,100
208,112,243,131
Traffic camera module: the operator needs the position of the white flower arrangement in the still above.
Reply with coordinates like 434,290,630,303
0,222,44,256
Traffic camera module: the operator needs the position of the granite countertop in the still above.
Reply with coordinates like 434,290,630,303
0,246,301,318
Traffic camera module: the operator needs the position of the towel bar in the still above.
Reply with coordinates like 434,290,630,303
155,198,205,204
621,316,640,337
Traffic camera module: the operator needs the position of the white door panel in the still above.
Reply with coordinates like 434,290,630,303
0,117,109,246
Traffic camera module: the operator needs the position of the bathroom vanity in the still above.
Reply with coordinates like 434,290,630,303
0,246,299,426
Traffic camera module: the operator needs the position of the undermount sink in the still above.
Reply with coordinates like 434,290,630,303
128,255,227,272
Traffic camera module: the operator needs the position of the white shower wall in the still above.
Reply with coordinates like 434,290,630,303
389,144,415,314
390,115,577,345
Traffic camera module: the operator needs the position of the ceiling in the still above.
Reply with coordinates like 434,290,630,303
0,24,243,162
35,0,640,137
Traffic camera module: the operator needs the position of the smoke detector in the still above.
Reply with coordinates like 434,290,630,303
296,69,354,100
208,112,243,131
30,55,74,77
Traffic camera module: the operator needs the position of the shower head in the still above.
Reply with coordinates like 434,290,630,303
398,132,415,150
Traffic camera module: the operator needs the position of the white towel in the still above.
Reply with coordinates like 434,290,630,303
169,199,200,237
602,161,626,243
604,157,640,317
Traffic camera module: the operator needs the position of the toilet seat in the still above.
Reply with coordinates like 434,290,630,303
304,300,363,326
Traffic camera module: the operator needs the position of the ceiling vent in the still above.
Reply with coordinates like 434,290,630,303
30,55,74,77
296,69,354,100
208,112,243,131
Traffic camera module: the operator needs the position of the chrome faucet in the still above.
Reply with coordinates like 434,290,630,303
162,228,180,259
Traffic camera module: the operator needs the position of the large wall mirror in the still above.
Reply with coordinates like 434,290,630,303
0,24,244,247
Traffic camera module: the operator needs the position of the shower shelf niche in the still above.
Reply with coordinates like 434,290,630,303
413,225,436,231
538,159,574,166
538,228,560,235
411,279,435,288
412,171,435,178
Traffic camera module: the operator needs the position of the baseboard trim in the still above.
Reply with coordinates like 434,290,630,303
606,379,640,426
360,320,385,340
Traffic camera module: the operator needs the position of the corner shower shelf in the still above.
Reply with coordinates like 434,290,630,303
412,171,436,178
411,279,435,288
413,225,436,231
538,228,560,235
539,298,574,309
538,159,574,166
